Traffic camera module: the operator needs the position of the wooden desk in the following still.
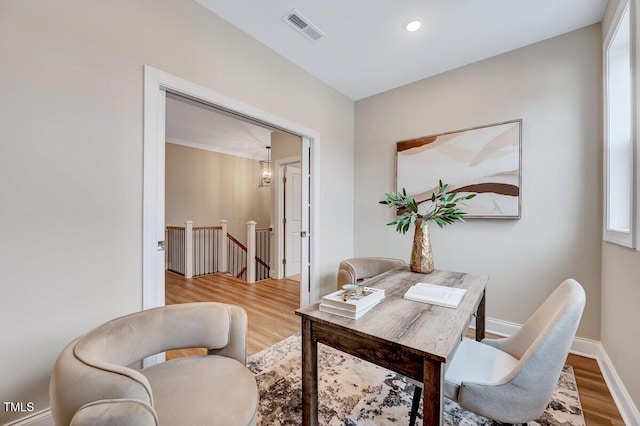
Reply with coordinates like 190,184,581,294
295,267,487,426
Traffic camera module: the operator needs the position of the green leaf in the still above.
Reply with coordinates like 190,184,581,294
379,180,474,233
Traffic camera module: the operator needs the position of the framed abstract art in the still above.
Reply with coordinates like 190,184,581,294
396,119,522,219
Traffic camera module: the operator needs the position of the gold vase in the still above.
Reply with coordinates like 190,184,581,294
410,220,434,274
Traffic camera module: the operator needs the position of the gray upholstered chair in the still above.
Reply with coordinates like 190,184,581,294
50,302,258,426
337,257,406,289
409,279,586,426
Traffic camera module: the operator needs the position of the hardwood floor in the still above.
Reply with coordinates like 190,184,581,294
165,271,300,358
567,354,625,426
166,271,625,425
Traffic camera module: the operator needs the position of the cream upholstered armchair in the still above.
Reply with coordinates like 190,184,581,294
50,302,258,426
337,257,406,289
408,279,586,426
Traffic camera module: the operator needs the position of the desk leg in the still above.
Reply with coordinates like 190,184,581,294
422,359,444,426
475,289,486,342
301,318,318,426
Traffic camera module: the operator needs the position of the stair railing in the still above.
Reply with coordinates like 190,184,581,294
255,227,271,281
166,219,270,282
227,233,248,280
166,226,186,275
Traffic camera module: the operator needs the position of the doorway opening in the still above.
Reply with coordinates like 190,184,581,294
143,66,319,315
164,92,300,285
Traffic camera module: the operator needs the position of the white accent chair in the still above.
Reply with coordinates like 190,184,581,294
50,302,258,426
409,279,586,426
337,257,406,290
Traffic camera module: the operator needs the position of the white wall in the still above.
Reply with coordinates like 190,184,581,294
165,143,271,243
354,25,602,340
0,0,354,423
599,0,640,412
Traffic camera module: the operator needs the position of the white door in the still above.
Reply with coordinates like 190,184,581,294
300,139,312,306
284,165,302,277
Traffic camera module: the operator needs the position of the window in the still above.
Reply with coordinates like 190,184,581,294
604,0,637,248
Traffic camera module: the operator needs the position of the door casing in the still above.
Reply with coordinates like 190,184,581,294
143,66,319,312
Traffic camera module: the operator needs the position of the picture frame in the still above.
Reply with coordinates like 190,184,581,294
395,119,522,219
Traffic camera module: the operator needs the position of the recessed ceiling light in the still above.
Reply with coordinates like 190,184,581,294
406,20,422,32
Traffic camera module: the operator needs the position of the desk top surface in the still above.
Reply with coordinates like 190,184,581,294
296,267,487,362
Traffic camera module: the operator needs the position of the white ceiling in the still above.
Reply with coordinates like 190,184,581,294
165,95,272,161
169,1,607,152
196,0,608,100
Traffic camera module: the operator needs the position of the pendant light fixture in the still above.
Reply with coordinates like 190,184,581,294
259,146,272,188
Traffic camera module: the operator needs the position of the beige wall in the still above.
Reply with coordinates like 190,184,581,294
165,143,270,243
599,0,640,412
272,132,302,163
354,25,602,340
0,0,354,422
601,243,640,413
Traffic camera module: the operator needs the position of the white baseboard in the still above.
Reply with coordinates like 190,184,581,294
594,341,640,426
482,316,519,337
482,317,640,426
3,409,53,426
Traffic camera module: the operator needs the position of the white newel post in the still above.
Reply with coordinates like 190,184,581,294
185,220,193,279
246,221,256,283
220,220,229,273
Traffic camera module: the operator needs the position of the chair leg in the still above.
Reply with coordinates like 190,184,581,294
409,385,421,426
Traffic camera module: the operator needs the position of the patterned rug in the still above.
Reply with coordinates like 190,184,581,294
247,333,585,426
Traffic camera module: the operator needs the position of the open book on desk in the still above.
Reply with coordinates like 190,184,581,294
403,282,467,309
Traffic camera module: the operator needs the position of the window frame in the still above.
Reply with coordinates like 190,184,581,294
603,0,638,249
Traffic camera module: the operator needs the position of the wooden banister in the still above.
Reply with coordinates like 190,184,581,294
227,233,247,251
256,256,269,268
235,266,247,279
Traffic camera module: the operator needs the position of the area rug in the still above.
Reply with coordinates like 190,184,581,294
247,333,585,426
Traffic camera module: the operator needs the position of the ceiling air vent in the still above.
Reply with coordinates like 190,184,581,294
282,9,326,42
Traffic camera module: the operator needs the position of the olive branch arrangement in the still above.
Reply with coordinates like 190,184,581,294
379,180,476,234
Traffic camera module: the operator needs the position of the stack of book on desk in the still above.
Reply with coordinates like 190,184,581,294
319,287,385,319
